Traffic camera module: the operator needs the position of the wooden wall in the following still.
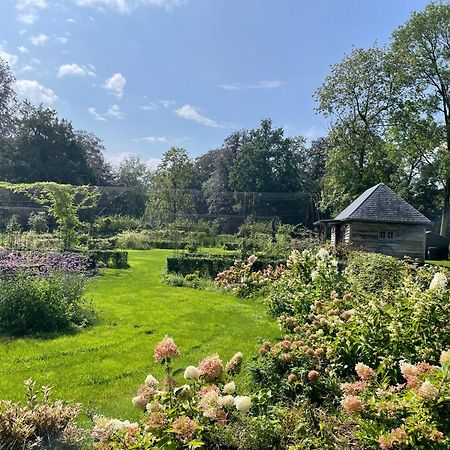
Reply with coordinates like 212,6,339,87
346,221,426,259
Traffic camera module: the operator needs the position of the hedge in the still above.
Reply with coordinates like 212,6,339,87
87,250,129,269
166,254,285,278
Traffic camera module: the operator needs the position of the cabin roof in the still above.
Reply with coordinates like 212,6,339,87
334,183,431,225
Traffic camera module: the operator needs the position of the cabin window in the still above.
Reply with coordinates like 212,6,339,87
379,231,394,240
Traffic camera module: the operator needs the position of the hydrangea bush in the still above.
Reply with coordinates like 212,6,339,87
92,337,259,449
215,255,285,298
340,351,450,449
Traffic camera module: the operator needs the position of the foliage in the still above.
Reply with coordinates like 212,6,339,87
215,255,285,298
0,270,94,335
0,182,99,249
94,215,141,236
91,336,269,450
146,147,197,227
27,210,49,233
0,379,86,449
88,250,129,269
344,251,406,293
340,354,450,449
253,250,450,401
0,250,93,277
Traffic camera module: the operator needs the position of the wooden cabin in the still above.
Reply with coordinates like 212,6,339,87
316,183,432,259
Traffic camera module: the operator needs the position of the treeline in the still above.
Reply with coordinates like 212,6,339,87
0,1,449,233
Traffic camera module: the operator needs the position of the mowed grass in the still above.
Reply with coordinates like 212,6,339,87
427,260,450,269
0,250,280,420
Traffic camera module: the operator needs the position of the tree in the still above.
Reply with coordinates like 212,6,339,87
202,132,243,218
0,182,99,249
229,119,305,194
0,57,17,136
111,155,152,217
2,104,93,185
315,46,401,214
74,131,113,186
145,148,196,227
390,1,450,234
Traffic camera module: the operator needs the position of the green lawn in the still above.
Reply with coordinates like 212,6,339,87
427,260,450,269
0,250,280,420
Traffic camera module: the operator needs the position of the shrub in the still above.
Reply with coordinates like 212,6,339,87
91,337,270,450
0,379,86,449
94,215,141,236
345,251,406,293
340,353,450,449
115,230,187,250
167,254,285,278
0,272,94,335
87,250,129,269
27,211,49,233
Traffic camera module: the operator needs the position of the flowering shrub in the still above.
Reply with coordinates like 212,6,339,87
265,247,342,318
0,271,94,335
215,255,285,297
0,250,93,278
340,352,450,449
92,336,260,449
0,379,86,449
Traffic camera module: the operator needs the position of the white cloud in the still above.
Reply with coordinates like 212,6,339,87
105,104,125,119
0,45,19,66
18,64,34,73
58,63,95,77
220,80,284,90
175,104,222,128
30,33,49,46
134,136,168,143
73,0,186,13
147,157,161,170
17,46,29,53
104,72,126,98
56,36,69,44
88,107,107,121
14,79,57,104
140,99,176,111
16,0,47,24
66,18,76,23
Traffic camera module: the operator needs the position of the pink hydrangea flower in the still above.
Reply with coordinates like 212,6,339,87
154,336,180,362
355,363,375,381
198,354,223,381
172,416,197,443
341,395,364,414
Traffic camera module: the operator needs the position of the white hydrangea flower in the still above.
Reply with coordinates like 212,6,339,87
234,395,252,413
429,272,447,291
219,394,235,407
223,381,236,394
316,248,328,260
184,365,200,380
145,374,159,387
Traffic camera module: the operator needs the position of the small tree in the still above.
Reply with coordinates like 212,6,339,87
0,182,99,250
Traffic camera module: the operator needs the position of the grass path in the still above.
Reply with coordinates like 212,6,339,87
0,250,280,419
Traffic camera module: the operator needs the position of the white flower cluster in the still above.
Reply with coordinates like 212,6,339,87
429,272,448,291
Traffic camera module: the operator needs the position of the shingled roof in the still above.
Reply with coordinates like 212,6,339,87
334,183,431,225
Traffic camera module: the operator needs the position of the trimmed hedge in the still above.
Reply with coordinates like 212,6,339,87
87,250,129,269
166,254,285,278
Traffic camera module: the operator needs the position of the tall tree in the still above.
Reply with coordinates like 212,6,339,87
315,45,401,214
390,1,450,234
0,58,17,136
145,147,196,227
4,104,93,185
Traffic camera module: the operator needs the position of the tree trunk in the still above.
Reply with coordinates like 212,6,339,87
440,179,450,236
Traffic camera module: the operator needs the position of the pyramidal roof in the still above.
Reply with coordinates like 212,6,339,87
334,183,431,225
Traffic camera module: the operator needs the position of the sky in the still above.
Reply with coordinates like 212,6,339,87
0,0,433,168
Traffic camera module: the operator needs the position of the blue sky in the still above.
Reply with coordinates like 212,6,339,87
1,0,432,168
